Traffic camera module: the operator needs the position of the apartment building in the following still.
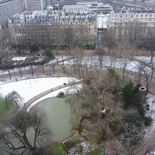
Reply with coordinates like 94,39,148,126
63,2,113,14
23,0,48,11
107,13,155,38
8,11,97,48
64,0,98,5
0,0,23,25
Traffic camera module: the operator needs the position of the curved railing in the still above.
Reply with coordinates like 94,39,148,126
22,80,82,111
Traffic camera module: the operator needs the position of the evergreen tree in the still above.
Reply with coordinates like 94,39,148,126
122,80,141,109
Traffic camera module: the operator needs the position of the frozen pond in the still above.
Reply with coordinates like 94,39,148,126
33,97,81,142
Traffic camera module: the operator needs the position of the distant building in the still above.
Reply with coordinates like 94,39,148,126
87,3,113,14
0,0,23,25
97,14,108,46
64,0,76,5
23,0,48,11
76,0,98,2
64,0,98,5
63,5,88,14
63,3,113,14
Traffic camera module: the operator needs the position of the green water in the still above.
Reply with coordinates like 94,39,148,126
33,97,81,142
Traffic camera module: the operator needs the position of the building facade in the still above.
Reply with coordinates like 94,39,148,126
64,0,76,5
23,0,48,11
0,0,23,25
0,24,4,49
8,11,97,48
107,13,155,38
63,2,113,14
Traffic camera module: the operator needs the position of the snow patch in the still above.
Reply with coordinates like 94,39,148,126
12,57,27,61
0,77,78,108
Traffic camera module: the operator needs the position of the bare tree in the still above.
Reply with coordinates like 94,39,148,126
96,47,106,69
19,67,22,78
116,39,135,84
0,109,53,155
140,64,153,93
104,123,145,155
141,28,155,63
66,69,122,120
104,29,117,55
30,64,34,77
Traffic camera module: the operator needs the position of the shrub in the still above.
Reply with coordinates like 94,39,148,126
57,92,65,98
45,49,55,59
30,43,39,53
143,116,152,126
78,123,84,134
137,103,145,117
80,114,90,123
123,113,143,127
122,80,141,110
63,140,75,151
97,136,104,144
16,49,23,55
109,120,118,131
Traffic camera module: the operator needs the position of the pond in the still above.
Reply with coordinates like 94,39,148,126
33,97,81,142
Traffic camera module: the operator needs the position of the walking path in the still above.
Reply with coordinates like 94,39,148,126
22,80,82,111
133,58,155,72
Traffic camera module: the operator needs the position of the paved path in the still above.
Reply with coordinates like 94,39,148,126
0,56,75,82
133,58,155,72
23,80,82,111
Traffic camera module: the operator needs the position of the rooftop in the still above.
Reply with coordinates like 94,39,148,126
0,0,16,4
9,10,97,24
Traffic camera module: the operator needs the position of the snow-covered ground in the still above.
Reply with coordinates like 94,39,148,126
58,56,152,74
0,55,72,75
0,77,78,109
145,94,155,155
145,94,155,134
135,56,155,64
0,56,153,77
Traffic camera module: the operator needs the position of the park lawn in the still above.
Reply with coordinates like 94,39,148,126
0,98,11,116
52,141,67,155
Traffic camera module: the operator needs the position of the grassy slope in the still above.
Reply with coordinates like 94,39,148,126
0,97,11,116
